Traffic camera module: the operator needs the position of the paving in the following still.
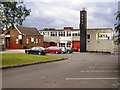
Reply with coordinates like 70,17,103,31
2,52,119,88
0,49,25,54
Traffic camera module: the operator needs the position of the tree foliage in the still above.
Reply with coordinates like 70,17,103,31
114,11,120,44
0,1,31,30
43,28,56,30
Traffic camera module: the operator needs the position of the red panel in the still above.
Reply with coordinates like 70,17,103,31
72,41,80,49
44,45,49,48
6,41,20,49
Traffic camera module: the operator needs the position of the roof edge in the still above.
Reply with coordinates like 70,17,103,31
14,25,22,34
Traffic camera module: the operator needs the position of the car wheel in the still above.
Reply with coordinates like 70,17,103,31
67,51,70,54
38,52,41,55
61,51,64,54
26,51,29,54
55,51,58,54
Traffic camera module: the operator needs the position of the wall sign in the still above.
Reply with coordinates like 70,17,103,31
60,37,72,41
18,35,22,40
96,33,111,40
60,37,72,43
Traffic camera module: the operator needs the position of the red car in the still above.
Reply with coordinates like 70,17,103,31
46,46,62,54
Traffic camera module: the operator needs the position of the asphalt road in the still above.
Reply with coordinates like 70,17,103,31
2,52,119,88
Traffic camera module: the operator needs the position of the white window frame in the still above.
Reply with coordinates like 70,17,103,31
36,38,38,43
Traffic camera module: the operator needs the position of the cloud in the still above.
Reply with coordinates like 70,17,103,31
23,1,118,30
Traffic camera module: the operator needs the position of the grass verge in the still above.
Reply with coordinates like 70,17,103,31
1,53,67,67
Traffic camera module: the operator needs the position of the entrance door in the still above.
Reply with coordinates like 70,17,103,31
5,37,10,49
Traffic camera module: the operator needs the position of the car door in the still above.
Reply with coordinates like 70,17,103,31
53,47,58,53
50,47,54,53
35,47,40,54
30,47,36,54
47,47,51,53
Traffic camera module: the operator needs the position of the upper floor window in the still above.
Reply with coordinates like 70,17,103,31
36,38,38,43
87,34,90,39
72,33,78,36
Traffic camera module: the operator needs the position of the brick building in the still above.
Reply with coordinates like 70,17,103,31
4,26,44,49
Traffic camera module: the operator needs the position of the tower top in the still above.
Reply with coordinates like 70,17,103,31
81,8,86,11
82,8,85,10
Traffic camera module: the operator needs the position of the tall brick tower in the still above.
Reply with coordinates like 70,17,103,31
80,8,87,52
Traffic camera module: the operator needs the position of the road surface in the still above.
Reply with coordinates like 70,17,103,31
2,53,119,88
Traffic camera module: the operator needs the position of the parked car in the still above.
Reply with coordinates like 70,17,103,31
46,46,62,54
66,47,73,53
25,47,47,55
59,47,67,53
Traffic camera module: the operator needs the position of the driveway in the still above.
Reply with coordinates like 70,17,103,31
2,52,119,88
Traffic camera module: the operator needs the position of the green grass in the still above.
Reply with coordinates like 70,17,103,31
114,45,120,50
1,53,67,67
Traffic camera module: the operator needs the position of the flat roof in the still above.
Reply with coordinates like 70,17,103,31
40,28,113,31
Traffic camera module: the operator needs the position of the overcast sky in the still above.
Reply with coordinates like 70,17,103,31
23,0,119,30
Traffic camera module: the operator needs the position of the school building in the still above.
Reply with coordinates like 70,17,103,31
39,8,114,53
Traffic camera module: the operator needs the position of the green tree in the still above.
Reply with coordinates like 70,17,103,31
0,1,31,30
43,28,56,30
114,11,120,44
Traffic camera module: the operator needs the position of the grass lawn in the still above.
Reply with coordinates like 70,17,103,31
1,53,67,67
114,45,120,50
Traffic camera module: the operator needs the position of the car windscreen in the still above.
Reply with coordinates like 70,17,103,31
31,47,36,50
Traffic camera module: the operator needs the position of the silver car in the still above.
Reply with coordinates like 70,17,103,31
59,47,67,53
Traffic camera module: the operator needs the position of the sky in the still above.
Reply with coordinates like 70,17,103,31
22,0,119,30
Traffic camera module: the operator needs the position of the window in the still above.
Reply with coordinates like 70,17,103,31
36,38,38,43
61,32,62,36
26,38,29,44
16,39,19,44
69,33,71,36
31,38,34,42
67,32,69,36
87,34,90,39
44,42,48,45
67,43,71,47
43,32,45,35
75,33,77,36
72,33,78,36
72,33,75,36
39,39,41,43
59,32,60,36
59,43,65,47
51,32,52,36
63,32,65,36
55,32,57,36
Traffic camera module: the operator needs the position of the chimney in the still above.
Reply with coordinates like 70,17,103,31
80,8,87,52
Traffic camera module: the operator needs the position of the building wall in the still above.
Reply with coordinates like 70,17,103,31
10,28,20,49
40,30,80,42
39,29,80,50
86,29,114,53
0,35,6,51
22,35,43,49
40,28,114,53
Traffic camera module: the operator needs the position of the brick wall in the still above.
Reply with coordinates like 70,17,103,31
5,27,44,49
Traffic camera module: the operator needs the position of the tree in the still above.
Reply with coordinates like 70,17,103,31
114,11,120,44
43,28,56,30
0,1,31,30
